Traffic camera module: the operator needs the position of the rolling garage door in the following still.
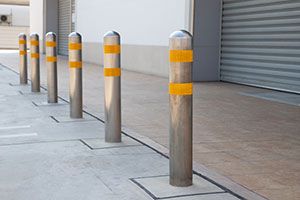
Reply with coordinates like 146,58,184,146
71,0,75,32
220,0,300,93
58,0,71,55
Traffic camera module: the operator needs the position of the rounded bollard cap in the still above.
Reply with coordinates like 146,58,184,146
19,33,26,40
69,32,81,38
30,33,39,40
69,32,81,43
169,30,192,39
104,31,120,45
169,30,192,50
46,32,56,41
104,31,120,38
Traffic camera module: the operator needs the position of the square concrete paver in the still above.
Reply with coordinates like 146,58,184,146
132,175,224,199
20,91,47,95
32,101,68,107
51,113,96,123
81,136,141,149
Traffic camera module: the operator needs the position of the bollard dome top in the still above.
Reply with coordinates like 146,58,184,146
19,33,26,39
169,30,192,39
46,32,56,41
46,32,56,37
30,33,39,40
104,31,120,38
69,32,81,38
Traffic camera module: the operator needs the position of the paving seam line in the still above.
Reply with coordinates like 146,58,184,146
130,178,157,200
156,191,228,200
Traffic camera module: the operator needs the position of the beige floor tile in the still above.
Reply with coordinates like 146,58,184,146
273,172,300,187
194,152,242,164
229,149,286,162
256,187,300,200
204,161,272,176
228,174,288,191
251,159,300,173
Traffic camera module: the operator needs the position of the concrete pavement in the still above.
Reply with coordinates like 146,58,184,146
0,62,243,200
0,49,300,199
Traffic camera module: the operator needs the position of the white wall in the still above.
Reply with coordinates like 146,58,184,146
0,26,29,48
30,0,44,52
76,0,188,46
0,5,29,26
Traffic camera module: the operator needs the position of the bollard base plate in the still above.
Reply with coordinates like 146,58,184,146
80,137,141,150
32,101,68,107
51,113,96,123
130,175,234,200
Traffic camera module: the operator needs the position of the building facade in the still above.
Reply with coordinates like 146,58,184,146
30,0,300,94
0,3,29,49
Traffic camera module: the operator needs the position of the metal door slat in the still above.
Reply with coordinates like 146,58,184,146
220,0,300,93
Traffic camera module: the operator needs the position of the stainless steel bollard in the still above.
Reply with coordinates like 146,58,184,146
19,33,27,84
30,33,40,92
169,30,193,187
46,32,58,103
103,31,121,143
69,32,83,118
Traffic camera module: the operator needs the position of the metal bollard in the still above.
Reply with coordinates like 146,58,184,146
46,32,58,103
19,33,27,84
69,32,83,118
30,33,40,92
169,30,193,187
103,31,121,143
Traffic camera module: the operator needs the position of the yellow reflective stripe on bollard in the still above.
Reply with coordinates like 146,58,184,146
169,83,193,95
69,61,82,68
104,68,121,77
69,43,82,50
31,53,39,58
19,40,26,44
46,56,57,62
169,50,193,62
104,45,120,54
30,41,39,46
19,50,27,55
46,41,56,47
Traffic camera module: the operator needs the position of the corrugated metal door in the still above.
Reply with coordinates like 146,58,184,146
220,0,300,93
58,0,71,55
71,0,75,32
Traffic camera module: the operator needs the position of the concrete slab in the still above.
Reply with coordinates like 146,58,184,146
0,141,153,200
132,175,224,199
19,90,47,95
30,100,70,117
32,101,68,106
8,82,30,87
0,115,104,146
81,136,141,150
0,89,21,96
